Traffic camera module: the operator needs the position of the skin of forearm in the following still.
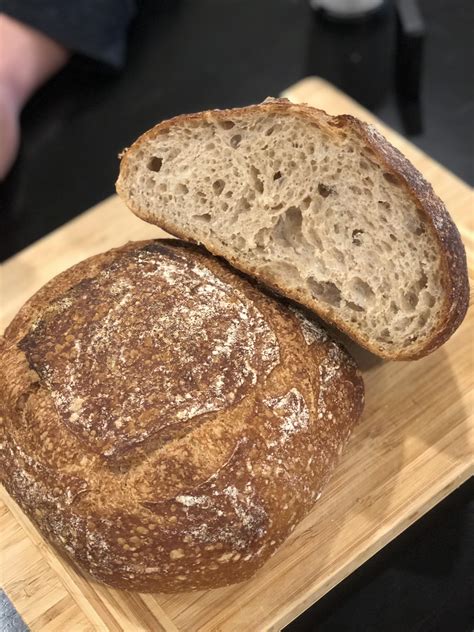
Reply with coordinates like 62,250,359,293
0,13,70,108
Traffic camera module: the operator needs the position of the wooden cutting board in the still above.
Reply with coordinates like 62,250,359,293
1,77,473,632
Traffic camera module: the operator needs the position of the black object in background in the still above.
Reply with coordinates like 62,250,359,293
1,0,473,261
306,2,395,110
286,478,474,631
395,0,425,134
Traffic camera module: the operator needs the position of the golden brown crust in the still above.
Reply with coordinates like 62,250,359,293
0,239,363,592
116,99,469,360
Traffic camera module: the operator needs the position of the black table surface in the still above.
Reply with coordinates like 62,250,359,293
1,1,473,630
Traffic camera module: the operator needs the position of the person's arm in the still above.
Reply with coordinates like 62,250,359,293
0,13,70,179
0,13,70,107
0,1,137,180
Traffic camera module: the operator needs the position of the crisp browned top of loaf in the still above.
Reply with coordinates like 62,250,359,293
0,240,363,592
116,98,469,360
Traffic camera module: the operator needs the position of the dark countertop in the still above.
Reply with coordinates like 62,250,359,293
1,0,473,261
1,1,472,630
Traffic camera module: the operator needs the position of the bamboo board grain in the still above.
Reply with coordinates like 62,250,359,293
1,77,473,632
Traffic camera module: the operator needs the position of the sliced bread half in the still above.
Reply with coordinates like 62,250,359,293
116,99,469,359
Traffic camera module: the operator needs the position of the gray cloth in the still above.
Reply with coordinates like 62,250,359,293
1,0,137,68
0,590,28,632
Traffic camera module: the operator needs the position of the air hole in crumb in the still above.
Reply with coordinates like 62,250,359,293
350,185,362,195
255,227,269,249
206,142,215,151
318,183,333,198
218,120,235,130
389,233,397,241
176,183,188,194
262,261,299,279
346,301,364,312
234,235,246,249
147,156,163,172
349,277,375,305
352,229,364,246
301,196,312,210
401,291,418,311
383,172,401,186
415,270,428,290
422,291,435,307
250,165,264,194
332,248,344,263
213,179,225,195
363,176,373,186
378,201,391,210
273,206,304,249
193,213,211,222
236,197,251,213
273,171,282,180
307,278,342,308
230,134,242,148
265,126,275,136
377,328,392,343
395,317,413,331
418,311,429,328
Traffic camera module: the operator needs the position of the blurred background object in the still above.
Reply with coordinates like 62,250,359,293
309,0,386,20
1,0,473,261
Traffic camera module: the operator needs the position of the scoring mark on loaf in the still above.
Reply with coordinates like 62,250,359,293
140,437,269,554
317,343,344,422
19,243,280,457
290,307,329,346
264,388,310,445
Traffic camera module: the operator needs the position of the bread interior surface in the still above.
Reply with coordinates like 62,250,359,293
122,112,444,356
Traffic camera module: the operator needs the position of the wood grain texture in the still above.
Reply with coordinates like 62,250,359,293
1,77,473,631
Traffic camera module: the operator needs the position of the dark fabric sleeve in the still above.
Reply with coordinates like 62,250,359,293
1,0,138,69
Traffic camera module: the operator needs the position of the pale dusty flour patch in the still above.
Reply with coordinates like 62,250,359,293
176,494,211,507
35,247,281,455
264,388,310,444
317,343,343,421
290,307,328,346
170,442,268,549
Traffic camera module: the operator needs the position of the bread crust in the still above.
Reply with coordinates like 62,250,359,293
1,239,363,592
116,99,469,359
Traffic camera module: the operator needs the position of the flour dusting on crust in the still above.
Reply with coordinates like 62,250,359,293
264,388,310,444
1,239,364,593
20,243,280,456
290,307,329,346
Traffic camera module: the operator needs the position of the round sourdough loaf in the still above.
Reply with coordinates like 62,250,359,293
0,239,364,592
